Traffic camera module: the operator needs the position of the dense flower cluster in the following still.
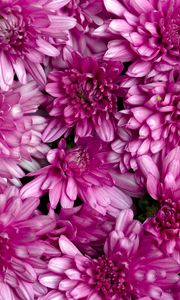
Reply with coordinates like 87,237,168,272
0,0,179,299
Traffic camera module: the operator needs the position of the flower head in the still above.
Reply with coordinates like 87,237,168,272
44,52,123,142
21,137,132,216
53,0,108,58
49,204,115,256
138,146,180,201
0,0,76,90
39,209,179,299
0,185,56,300
138,147,180,262
0,78,49,180
112,69,180,172
100,0,180,77
144,199,180,263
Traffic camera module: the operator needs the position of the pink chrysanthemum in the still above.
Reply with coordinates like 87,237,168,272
39,209,179,300
0,78,49,180
138,147,180,263
0,185,56,300
112,69,180,172
44,52,122,142
138,146,180,201
98,0,180,77
138,147,180,262
144,200,180,264
58,0,108,57
48,204,115,256
21,138,132,216
0,0,76,90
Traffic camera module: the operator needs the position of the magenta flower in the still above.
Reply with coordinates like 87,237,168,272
112,69,180,172
0,79,49,180
0,185,56,300
138,146,180,201
39,209,179,299
54,0,108,57
21,138,132,216
0,0,76,90
44,52,122,142
48,204,115,256
138,147,180,262
144,200,180,264
100,0,180,77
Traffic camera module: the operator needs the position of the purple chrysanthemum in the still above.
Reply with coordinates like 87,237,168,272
0,185,56,300
44,52,122,142
39,209,179,300
48,204,115,256
98,0,180,77
144,199,180,264
112,68,180,172
54,0,108,57
0,78,49,180
0,0,76,90
138,146,180,201
21,137,132,216
138,147,180,262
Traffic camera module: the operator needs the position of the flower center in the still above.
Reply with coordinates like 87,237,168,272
153,200,180,239
0,13,28,53
93,256,132,299
62,69,117,119
65,148,90,174
160,13,180,49
0,232,11,272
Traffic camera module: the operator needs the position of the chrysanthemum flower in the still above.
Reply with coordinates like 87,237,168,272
21,138,132,216
39,209,179,300
138,147,180,262
52,0,108,58
99,0,180,77
44,52,122,142
112,68,180,172
0,0,76,90
138,146,180,201
48,204,115,256
0,78,49,180
0,185,56,300
144,200,180,264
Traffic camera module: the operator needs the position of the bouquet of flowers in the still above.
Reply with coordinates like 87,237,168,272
0,0,179,299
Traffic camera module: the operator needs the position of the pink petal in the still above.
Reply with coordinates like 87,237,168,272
104,0,125,16
127,60,152,77
137,155,160,179
70,283,92,299
0,51,14,87
36,38,60,57
115,209,134,231
39,274,60,289
66,177,78,201
59,235,81,256
129,0,153,13
48,257,72,273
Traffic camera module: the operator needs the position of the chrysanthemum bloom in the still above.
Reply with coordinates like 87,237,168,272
43,52,123,142
138,147,180,262
0,186,57,300
98,0,180,77
59,0,109,56
21,138,132,216
144,199,180,264
0,78,49,180
112,68,180,172
0,0,76,90
48,204,115,256
138,146,180,201
39,209,179,299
